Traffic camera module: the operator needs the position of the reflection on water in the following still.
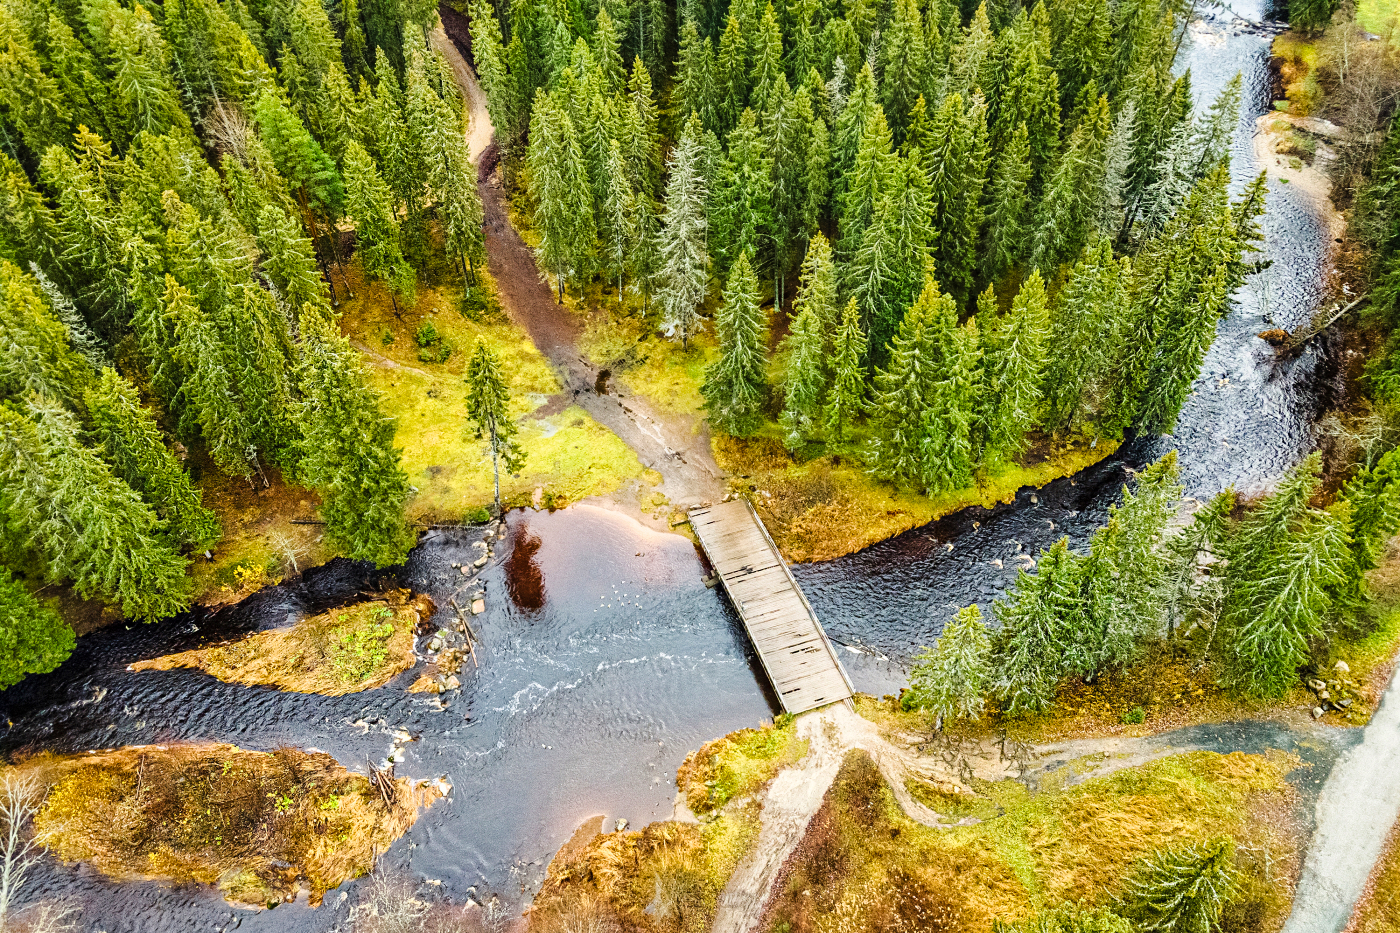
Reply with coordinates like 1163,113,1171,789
505,522,546,612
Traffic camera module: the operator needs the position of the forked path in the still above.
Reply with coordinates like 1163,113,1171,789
431,24,726,509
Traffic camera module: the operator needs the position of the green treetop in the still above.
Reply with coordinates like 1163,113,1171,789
702,252,768,437
466,339,526,516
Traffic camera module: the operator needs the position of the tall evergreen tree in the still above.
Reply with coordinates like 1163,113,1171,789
657,115,710,349
297,316,415,566
925,92,990,304
824,297,867,446
702,253,768,436
84,368,221,550
980,121,1033,284
712,109,773,277
980,272,1049,462
0,397,192,621
343,140,415,313
907,604,993,721
0,260,91,408
0,564,75,688
993,537,1085,715
779,234,838,448
465,339,526,516
527,89,595,301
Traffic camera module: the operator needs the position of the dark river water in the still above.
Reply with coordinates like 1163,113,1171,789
0,4,1343,929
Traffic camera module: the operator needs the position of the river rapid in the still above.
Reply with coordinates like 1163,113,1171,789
0,4,1343,929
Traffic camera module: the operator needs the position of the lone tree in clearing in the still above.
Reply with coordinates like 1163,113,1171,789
466,341,525,516
1117,838,1240,933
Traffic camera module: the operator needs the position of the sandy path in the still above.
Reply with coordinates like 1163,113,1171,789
1282,674,1400,933
432,19,726,509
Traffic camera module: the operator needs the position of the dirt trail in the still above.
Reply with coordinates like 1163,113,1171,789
433,21,726,510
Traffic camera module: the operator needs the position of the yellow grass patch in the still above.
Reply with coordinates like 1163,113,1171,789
675,715,809,815
131,590,431,695
17,744,436,908
715,433,1121,563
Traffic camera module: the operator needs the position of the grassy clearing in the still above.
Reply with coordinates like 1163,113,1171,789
338,259,650,522
530,806,762,933
130,589,431,695
760,748,1300,933
16,744,435,908
675,715,809,815
580,308,721,417
1357,0,1400,42
715,433,1120,563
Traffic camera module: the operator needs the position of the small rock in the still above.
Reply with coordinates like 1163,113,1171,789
1308,679,1326,691
1335,660,1351,674
473,555,488,568
472,541,487,551
1319,689,1330,701
614,818,629,832
1029,494,1039,504
1311,706,1324,719
460,565,471,575
471,598,485,614
1340,698,1353,708
428,636,444,651
444,675,461,689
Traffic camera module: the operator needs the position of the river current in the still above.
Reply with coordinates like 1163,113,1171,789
0,3,1341,929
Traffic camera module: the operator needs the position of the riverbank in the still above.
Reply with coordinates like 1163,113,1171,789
10,743,438,909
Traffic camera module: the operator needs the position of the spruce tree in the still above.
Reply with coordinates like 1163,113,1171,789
257,204,331,327
824,298,867,447
920,316,979,494
343,140,415,313
980,121,1033,284
702,253,768,437
907,604,993,721
778,234,838,449
84,368,221,550
0,565,75,689
527,89,594,301
712,109,773,277
0,260,92,408
1118,839,1241,933
1030,93,1112,272
297,316,415,566
672,19,718,133
1337,448,1400,611
992,537,1085,715
0,397,192,621
880,0,929,143
980,271,1049,462
657,115,710,349
994,4,1061,193
465,339,526,516
1042,242,1130,433
926,92,990,304
599,140,634,305
868,278,946,486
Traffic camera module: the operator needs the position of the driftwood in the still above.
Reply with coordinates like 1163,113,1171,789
449,599,479,669
367,759,398,807
1278,295,1368,351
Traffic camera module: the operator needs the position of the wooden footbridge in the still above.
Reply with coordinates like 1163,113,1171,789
689,500,854,715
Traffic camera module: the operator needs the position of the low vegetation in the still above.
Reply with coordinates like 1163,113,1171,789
676,715,809,815
759,748,1299,933
1350,816,1400,933
14,744,436,908
131,590,432,695
530,808,762,933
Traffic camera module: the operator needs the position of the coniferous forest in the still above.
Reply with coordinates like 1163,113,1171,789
0,0,486,687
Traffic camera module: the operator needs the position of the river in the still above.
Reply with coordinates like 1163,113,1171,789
0,3,1342,929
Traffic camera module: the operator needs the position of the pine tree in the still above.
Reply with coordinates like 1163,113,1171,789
84,368,221,550
748,3,784,116
297,316,415,566
868,278,946,486
1030,93,1112,272
907,604,993,721
992,537,1085,715
980,272,1049,462
0,397,192,621
465,339,526,516
527,89,594,301
0,566,75,689
1042,242,1130,432
702,253,768,436
778,234,838,449
343,140,415,314
599,140,634,305
1118,839,1241,933
672,19,717,132
257,205,331,328
880,0,928,143
657,115,710,349
1337,447,1400,611
824,297,867,446
919,316,979,494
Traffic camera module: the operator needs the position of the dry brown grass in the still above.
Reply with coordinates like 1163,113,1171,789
131,590,432,695
14,744,436,908
530,811,760,933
